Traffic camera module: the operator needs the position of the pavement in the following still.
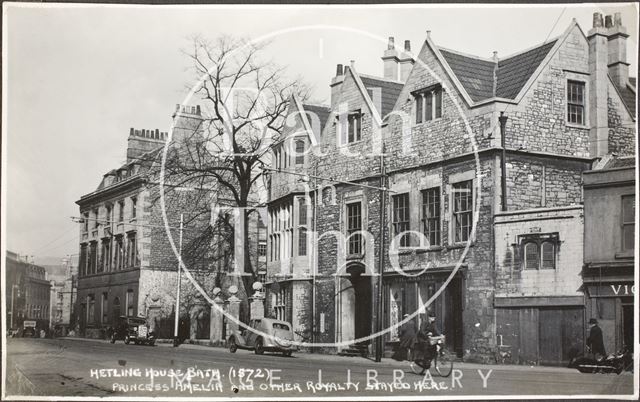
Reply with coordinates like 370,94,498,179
3,337,635,399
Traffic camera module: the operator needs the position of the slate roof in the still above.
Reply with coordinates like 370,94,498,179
438,40,557,102
359,75,404,118
616,78,636,118
303,103,331,138
438,49,496,102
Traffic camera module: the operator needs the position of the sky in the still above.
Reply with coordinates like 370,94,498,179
2,2,638,263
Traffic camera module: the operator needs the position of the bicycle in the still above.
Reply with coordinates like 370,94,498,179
409,335,454,377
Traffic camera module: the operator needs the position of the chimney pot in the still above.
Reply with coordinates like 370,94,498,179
614,12,622,27
344,66,350,74
426,30,431,38
493,51,498,61
593,12,603,28
404,40,411,52
350,60,355,69
130,128,134,136
175,104,180,112
387,36,395,50
336,63,344,76
155,129,160,139
605,15,613,28
196,105,201,115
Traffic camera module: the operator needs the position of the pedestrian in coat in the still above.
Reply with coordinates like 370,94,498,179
397,314,417,360
587,318,606,359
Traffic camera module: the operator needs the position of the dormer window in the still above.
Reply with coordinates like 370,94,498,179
413,85,443,124
338,110,362,145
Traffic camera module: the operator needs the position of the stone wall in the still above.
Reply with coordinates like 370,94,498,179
607,83,636,156
494,206,584,297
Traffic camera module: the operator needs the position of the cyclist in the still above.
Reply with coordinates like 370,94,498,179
415,311,440,374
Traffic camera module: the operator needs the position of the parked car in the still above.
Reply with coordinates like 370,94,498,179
109,316,156,346
228,318,296,356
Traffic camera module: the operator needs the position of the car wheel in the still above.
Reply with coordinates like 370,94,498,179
229,337,238,353
110,334,116,344
124,337,130,345
254,338,264,355
283,350,292,357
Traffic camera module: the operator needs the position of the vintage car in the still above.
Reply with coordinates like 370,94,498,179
228,318,296,356
109,316,156,346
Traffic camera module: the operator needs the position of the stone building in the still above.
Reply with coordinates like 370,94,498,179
76,105,220,340
265,12,636,364
5,251,53,333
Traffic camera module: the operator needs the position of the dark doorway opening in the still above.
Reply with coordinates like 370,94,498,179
347,263,372,343
622,303,633,351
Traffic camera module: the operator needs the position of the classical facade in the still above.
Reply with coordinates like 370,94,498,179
265,11,636,364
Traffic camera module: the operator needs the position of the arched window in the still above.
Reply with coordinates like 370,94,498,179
524,242,539,270
541,241,555,269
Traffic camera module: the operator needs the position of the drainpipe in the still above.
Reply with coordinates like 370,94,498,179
499,112,508,211
375,151,387,362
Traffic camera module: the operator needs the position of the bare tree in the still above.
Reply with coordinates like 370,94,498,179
155,35,310,312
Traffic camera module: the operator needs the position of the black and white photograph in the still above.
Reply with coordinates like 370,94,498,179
1,1,638,400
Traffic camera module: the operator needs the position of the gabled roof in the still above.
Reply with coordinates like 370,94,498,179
359,75,405,118
496,40,557,99
438,49,496,102
438,39,557,102
302,103,331,138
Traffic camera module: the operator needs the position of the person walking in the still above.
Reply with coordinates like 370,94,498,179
587,318,606,360
394,314,417,361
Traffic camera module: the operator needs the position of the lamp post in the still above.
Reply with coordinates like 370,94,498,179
173,213,184,347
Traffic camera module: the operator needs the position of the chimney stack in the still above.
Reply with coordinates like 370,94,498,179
382,36,400,80
607,12,630,88
398,39,414,82
587,12,610,157
331,63,346,109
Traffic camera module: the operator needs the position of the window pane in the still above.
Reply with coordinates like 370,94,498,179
623,224,635,251
422,187,440,246
415,95,423,123
347,202,362,254
425,93,433,121
524,243,539,270
435,89,442,118
541,242,555,269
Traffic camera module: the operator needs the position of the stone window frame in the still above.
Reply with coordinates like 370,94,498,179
130,196,137,221
342,191,367,258
99,238,110,273
564,72,590,129
391,192,411,248
295,195,311,257
517,232,559,271
336,109,363,146
412,84,443,125
448,170,477,246
126,231,139,268
101,292,108,324
82,212,89,233
87,294,95,324
620,194,635,253
268,201,293,265
421,186,442,247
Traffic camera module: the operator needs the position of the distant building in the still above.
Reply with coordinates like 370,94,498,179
5,251,52,333
582,155,635,355
46,257,78,335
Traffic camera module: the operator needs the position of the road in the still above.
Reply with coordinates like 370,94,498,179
3,338,635,399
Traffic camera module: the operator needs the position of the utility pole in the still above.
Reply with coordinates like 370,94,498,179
173,213,184,347
499,112,509,212
375,151,387,363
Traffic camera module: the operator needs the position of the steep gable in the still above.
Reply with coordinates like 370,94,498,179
496,40,557,99
359,75,404,119
439,49,496,102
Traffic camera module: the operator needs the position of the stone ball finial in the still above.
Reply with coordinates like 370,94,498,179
228,285,238,295
212,287,221,297
252,282,263,291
